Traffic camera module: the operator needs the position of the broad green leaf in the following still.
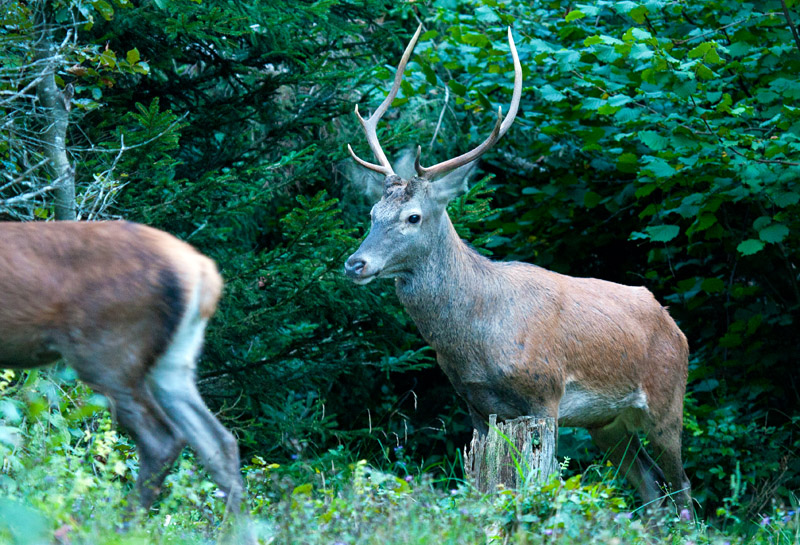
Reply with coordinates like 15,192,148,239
126,48,140,64
728,41,752,57
639,131,668,150
773,191,800,207
688,42,713,59
696,64,713,80
447,79,466,97
584,191,602,208
705,48,722,64
758,223,789,244
539,84,565,102
474,6,500,23
719,332,742,348
753,216,772,231
419,60,437,85
701,277,725,293
642,156,675,178
630,43,653,60
614,1,639,13
629,5,648,23
694,213,717,232
566,10,585,22
737,239,764,255
618,152,638,173
645,224,680,242
635,183,657,198
98,49,116,68
674,79,697,97
598,102,621,115
756,89,779,103
91,0,114,20
608,94,632,107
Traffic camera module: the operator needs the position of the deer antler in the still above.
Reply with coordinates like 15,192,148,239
415,27,522,181
347,24,424,176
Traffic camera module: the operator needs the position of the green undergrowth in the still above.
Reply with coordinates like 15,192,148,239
1,373,798,544
3,449,799,545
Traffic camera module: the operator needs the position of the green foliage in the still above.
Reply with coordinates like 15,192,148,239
2,0,799,533
0,0,152,220
0,370,795,544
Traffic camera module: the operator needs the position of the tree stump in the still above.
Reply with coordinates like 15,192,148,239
464,414,558,492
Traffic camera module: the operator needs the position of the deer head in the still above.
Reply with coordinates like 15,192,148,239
344,26,522,285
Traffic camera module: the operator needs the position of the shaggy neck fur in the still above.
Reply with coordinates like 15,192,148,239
394,210,512,350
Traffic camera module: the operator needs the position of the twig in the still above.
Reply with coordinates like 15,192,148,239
429,84,450,149
674,15,767,45
1,157,51,189
779,0,800,56
726,145,800,166
0,183,56,206
69,113,189,152
697,113,800,166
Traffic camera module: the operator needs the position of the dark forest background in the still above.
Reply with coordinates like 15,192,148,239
2,0,799,523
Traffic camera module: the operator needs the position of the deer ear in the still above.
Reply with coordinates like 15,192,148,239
341,159,385,202
430,161,477,205
344,148,420,203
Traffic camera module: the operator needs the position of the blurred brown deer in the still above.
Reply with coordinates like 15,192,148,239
344,26,691,509
0,221,246,517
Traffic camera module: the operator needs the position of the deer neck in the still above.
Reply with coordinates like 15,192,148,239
395,212,493,344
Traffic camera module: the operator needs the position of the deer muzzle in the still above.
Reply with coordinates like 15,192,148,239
344,254,378,284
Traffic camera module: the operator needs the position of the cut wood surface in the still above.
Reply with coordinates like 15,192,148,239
464,414,558,492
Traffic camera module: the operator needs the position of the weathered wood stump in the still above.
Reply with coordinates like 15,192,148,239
464,414,558,492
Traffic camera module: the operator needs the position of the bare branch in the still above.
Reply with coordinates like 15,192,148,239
0,182,58,207
1,157,51,188
779,0,800,56
429,84,450,149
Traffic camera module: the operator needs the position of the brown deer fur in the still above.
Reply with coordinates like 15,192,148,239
0,220,245,516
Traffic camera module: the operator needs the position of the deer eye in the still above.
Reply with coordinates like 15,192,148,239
407,214,421,224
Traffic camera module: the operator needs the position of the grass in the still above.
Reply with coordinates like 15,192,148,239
0,373,798,544
2,444,799,545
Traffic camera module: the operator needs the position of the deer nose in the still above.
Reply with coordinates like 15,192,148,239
344,255,367,278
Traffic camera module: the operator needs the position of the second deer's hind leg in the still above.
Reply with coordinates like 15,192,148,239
73,360,186,510
150,378,245,515
148,310,245,517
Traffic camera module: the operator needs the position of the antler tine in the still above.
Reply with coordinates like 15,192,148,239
416,27,523,181
347,24,424,176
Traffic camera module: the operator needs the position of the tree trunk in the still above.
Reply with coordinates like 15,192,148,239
464,414,558,493
34,15,76,221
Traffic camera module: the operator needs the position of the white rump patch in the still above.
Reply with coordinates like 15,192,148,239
149,281,207,389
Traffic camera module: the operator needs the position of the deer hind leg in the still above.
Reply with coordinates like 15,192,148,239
644,415,692,510
147,311,245,517
589,419,668,509
151,379,244,515
73,363,185,510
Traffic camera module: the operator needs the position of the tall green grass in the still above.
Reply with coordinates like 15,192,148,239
0,372,797,544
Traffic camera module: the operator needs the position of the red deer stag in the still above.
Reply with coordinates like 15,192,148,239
344,26,691,509
0,221,246,518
